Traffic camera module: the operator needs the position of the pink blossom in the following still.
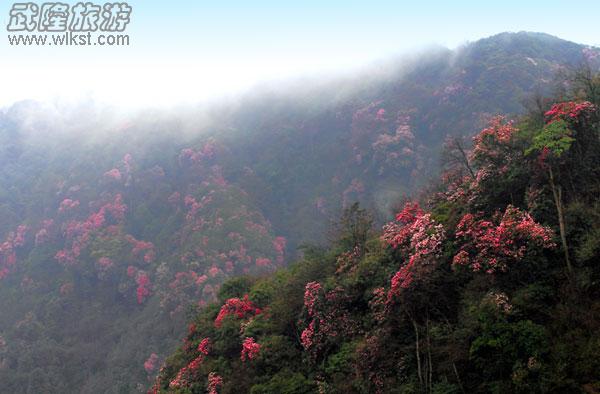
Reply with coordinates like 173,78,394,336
198,337,211,356
208,265,220,278
255,257,271,268
241,337,261,361
207,372,223,394
97,257,113,269
58,199,80,213
136,272,152,304
104,168,122,181
144,353,159,374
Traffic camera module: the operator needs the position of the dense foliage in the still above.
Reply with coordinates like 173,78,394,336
153,79,600,393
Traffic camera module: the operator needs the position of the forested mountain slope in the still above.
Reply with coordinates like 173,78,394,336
153,71,600,394
0,32,598,392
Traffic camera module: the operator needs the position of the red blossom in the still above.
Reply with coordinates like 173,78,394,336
214,295,261,328
198,337,211,356
300,319,316,350
382,202,445,300
303,281,322,316
544,101,596,124
471,116,518,163
241,337,261,361
207,372,223,394
452,205,555,273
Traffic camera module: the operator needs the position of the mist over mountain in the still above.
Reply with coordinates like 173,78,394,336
0,32,599,392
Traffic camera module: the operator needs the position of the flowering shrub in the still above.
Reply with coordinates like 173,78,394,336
136,272,152,304
382,202,445,296
372,114,416,171
126,235,155,263
336,246,361,274
168,338,211,389
214,295,261,328
303,281,322,316
169,358,201,389
544,101,596,124
452,205,555,273
58,199,80,213
471,116,517,164
34,219,54,245
144,353,159,374
300,282,354,360
0,225,31,279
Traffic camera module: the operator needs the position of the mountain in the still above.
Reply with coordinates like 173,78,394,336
152,94,600,393
0,32,598,393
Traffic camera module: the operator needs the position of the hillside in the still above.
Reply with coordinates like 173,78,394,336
0,32,598,392
152,73,600,393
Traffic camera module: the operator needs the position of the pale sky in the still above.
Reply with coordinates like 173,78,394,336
1,0,600,107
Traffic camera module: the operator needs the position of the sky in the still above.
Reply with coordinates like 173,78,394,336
1,0,600,107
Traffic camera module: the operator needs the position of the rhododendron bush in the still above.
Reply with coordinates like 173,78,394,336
382,202,445,294
452,205,555,273
299,282,355,361
214,294,262,328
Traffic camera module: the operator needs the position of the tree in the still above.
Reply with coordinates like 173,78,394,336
527,101,598,274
